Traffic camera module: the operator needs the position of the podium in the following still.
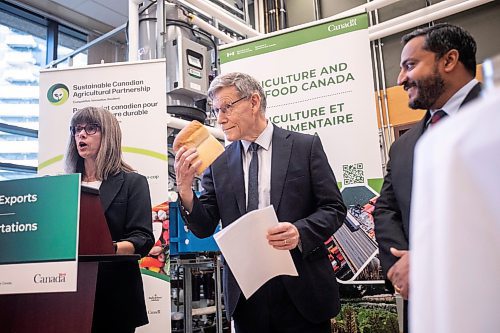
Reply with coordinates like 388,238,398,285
0,187,143,333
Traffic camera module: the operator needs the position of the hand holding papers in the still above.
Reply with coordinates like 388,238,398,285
213,205,298,299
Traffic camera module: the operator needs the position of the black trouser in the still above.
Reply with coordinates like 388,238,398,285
232,277,331,333
404,300,409,333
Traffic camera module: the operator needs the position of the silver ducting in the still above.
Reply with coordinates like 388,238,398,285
139,2,213,123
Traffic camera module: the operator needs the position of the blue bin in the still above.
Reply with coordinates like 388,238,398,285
169,201,221,255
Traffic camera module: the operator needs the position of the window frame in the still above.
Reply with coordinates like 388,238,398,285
0,2,88,180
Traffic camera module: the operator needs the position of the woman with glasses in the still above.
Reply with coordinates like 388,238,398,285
64,106,154,332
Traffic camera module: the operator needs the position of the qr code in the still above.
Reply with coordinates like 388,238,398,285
343,163,364,185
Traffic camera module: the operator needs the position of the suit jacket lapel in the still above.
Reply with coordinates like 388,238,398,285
398,111,430,210
226,142,246,215
420,82,481,133
99,171,124,212
461,82,482,107
406,82,481,220
271,126,292,211
415,114,428,136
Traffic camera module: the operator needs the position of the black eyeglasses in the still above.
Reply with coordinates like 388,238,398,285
211,95,249,117
70,123,100,136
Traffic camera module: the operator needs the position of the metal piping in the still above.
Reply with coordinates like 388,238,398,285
369,0,493,40
278,0,286,30
187,13,236,43
368,9,390,164
215,257,223,333
212,17,220,76
244,0,251,25
313,0,321,21
182,0,261,37
373,7,394,153
274,0,279,31
265,0,276,32
340,0,402,18
128,0,143,61
156,0,165,58
270,0,277,32
263,0,268,32
255,0,266,33
369,0,465,34
223,0,405,49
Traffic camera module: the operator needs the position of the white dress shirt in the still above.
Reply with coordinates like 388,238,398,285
240,122,273,210
426,78,478,126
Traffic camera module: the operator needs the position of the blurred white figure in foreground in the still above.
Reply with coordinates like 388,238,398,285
410,54,500,333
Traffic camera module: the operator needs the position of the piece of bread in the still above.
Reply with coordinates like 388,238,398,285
173,120,225,175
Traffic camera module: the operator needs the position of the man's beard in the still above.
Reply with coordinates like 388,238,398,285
406,70,445,110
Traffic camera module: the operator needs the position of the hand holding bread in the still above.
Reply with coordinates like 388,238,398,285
173,120,225,175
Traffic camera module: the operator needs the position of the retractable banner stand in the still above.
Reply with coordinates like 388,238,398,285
39,60,171,332
0,174,80,295
220,13,384,283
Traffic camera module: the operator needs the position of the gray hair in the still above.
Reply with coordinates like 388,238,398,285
64,106,134,180
207,72,267,113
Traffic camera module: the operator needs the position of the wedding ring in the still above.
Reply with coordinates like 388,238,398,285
394,285,401,293
284,239,288,245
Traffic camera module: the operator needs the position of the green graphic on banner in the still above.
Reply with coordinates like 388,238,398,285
220,13,368,63
39,147,167,171
0,174,80,265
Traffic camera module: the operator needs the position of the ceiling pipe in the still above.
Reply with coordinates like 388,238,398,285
370,0,467,34
182,0,261,37
369,0,493,41
128,0,144,61
156,0,165,58
223,0,403,48
339,0,402,18
186,13,237,44
175,0,489,47
254,0,265,33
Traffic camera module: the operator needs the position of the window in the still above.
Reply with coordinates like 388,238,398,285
0,3,87,180
57,26,88,68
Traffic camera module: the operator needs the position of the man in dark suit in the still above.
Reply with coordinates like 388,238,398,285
174,72,347,333
374,23,481,332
